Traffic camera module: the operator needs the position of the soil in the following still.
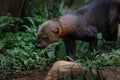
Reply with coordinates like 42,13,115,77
99,67,120,80
12,67,120,80
13,69,48,80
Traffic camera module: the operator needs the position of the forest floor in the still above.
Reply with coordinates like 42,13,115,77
13,69,49,80
13,25,120,80
12,67,120,80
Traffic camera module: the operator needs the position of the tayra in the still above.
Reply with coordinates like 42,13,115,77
37,0,120,59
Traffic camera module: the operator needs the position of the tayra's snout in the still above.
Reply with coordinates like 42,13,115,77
36,44,41,48
36,43,46,49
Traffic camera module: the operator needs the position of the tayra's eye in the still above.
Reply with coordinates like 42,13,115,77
42,36,49,41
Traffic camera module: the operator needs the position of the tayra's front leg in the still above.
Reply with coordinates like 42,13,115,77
63,38,76,60
84,26,98,53
88,37,98,53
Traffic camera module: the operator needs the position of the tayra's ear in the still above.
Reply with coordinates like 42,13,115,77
52,27,62,37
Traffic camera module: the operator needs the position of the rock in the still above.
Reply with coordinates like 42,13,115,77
45,61,120,80
45,61,85,80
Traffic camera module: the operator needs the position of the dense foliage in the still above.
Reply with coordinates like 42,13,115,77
0,0,120,79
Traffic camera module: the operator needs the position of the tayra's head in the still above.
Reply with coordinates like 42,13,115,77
36,14,77,49
36,20,62,49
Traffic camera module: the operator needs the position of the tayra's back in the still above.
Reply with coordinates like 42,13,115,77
72,0,120,30
73,0,120,15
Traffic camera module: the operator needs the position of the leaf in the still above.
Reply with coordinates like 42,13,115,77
25,17,36,27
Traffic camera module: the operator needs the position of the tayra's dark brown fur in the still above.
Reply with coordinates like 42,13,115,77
37,0,120,59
